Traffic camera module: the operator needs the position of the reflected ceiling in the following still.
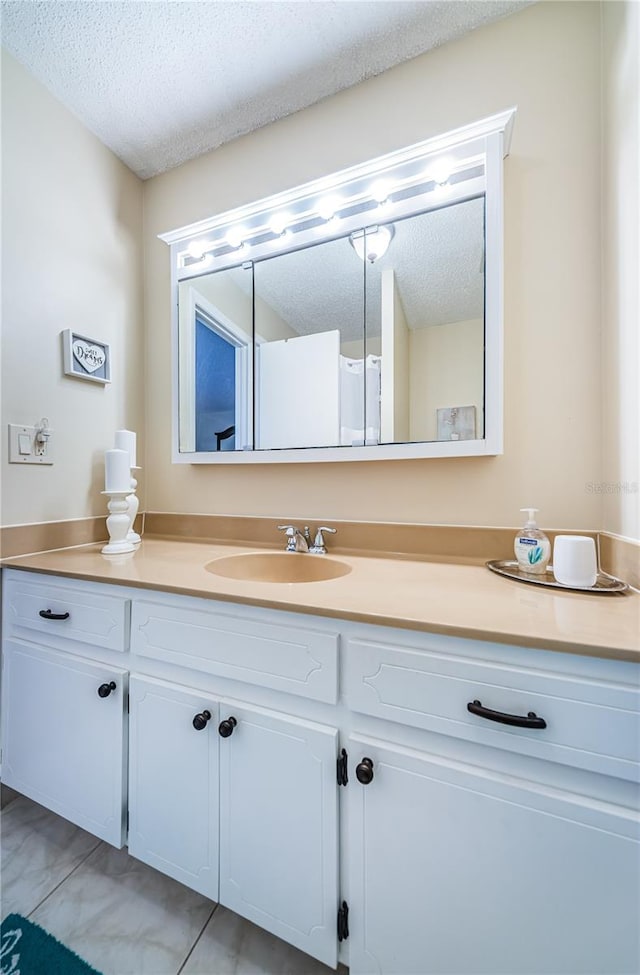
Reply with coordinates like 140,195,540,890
225,197,484,340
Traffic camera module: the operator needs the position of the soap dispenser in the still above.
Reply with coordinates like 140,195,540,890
514,508,551,575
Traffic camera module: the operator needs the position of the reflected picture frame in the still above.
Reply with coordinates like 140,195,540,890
62,329,111,385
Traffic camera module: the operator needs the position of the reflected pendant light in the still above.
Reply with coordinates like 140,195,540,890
349,225,394,263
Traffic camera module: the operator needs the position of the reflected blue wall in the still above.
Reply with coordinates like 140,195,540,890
195,318,236,451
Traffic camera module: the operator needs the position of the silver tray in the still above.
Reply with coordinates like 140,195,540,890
486,560,629,594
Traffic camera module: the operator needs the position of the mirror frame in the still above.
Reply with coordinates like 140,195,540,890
161,108,516,464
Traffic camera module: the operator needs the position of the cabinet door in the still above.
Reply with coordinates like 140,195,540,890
1,639,127,846
219,703,338,968
128,675,219,900
348,735,640,975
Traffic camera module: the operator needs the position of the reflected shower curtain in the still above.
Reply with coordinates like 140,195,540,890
339,355,381,446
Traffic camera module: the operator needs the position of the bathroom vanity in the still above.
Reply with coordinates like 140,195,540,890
1,544,639,974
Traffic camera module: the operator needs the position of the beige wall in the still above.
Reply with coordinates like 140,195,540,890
411,319,484,442
601,1,640,541
143,2,604,529
1,52,144,528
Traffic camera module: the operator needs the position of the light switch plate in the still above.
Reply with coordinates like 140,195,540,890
8,424,54,464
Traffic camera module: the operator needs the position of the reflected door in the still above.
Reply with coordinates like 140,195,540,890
253,235,365,451
195,319,236,451
178,263,253,452
256,331,340,449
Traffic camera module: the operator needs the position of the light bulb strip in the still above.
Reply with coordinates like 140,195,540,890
164,107,515,260
178,175,486,283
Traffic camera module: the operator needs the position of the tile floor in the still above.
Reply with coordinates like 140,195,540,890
1,787,345,975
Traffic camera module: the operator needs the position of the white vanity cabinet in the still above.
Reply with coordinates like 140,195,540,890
128,593,341,966
128,674,340,968
1,566,638,974
344,634,640,975
1,639,128,846
1,569,130,846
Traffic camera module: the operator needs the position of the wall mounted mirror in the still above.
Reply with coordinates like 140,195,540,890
164,108,515,464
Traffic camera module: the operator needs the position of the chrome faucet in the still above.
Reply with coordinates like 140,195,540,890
277,525,310,553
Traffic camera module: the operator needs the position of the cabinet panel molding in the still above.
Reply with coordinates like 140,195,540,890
131,599,338,703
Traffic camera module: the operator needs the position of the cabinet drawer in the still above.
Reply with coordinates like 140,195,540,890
3,573,129,652
345,638,640,782
131,599,339,703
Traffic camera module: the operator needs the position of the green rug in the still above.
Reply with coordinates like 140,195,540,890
1,914,102,975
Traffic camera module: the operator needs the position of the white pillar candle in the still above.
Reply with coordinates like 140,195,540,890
115,429,137,468
105,448,131,493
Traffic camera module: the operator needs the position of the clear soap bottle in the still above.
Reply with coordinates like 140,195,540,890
514,508,551,575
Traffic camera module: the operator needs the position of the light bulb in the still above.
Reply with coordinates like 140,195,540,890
226,227,246,249
187,239,210,261
270,213,291,236
371,180,392,204
425,160,452,186
317,196,341,222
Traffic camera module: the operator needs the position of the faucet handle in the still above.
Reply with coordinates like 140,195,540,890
310,526,337,555
277,524,309,553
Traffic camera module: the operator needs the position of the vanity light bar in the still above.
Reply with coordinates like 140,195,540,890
163,107,515,265
180,154,485,269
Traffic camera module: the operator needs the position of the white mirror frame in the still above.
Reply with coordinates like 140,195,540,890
161,108,516,464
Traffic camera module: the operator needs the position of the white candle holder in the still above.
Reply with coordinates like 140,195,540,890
101,491,135,555
126,468,141,544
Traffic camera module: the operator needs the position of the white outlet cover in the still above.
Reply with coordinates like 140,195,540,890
8,424,54,464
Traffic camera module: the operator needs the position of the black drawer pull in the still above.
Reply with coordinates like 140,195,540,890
467,699,547,729
39,609,70,621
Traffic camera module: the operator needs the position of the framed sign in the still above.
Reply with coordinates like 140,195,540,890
62,330,111,385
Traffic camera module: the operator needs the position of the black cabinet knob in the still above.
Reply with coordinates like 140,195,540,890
192,710,212,731
356,757,374,785
218,716,237,738
98,681,116,698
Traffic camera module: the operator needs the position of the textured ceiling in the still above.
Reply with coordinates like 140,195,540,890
1,0,530,179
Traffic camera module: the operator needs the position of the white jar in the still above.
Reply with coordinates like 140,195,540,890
553,535,598,588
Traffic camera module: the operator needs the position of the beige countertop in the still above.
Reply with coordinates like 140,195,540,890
2,537,639,662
